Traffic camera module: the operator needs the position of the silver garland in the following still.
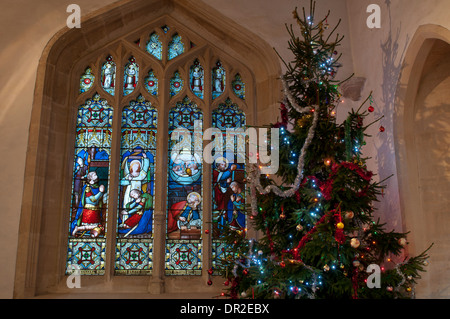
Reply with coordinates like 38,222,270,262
249,76,320,215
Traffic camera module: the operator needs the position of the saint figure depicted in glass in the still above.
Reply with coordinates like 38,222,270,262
101,55,116,96
115,95,157,275
123,56,139,96
66,93,113,275
211,98,246,273
212,61,225,100
165,96,203,275
190,59,204,99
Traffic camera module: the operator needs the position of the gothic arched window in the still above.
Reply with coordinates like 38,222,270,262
15,0,280,297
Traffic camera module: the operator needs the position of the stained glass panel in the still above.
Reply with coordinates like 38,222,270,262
146,32,162,60
115,95,157,275
144,70,158,96
211,98,246,273
101,56,116,96
168,33,184,60
189,59,204,99
166,96,203,275
170,71,183,97
79,67,94,94
212,61,225,100
66,93,113,275
232,73,245,100
123,57,139,96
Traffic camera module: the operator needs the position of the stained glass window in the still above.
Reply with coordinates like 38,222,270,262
115,95,157,275
212,61,226,100
144,70,158,96
79,67,94,94
146,32,162,60
211,98,246,273
189,59,204,99
232,73,245,100
168,33,185,60
101,55,116,96
123,57,139,96
166,96,203,275
66,93,113,275
170,71,183,97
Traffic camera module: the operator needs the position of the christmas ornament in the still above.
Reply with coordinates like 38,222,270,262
223,280,230,286
207,279,213,286
368,106,374,112
352,260,360,267
398,238,407,246
345,211,354,219
350,238,360,248
379,126,385,132
336,222,344,229
323,264,330,271
296,224,304,231
387,286,393,292
204,229,209,234
208,268,213,275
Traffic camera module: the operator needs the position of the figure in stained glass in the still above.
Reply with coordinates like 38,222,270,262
190,60,204,99
70,171,107,238
212,61,225,99
101,56,116,95
123,57,139,96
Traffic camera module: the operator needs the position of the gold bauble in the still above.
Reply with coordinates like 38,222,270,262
336,222,344,230
350,238,361,248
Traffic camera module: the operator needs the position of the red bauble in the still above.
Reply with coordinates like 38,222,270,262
368,106,374,112
208,268,213,275
379,126,385,132
223,280,230,286
207,279,213,286
204,229,210,234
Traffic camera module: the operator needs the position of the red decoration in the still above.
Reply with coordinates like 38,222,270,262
207,279,213,286
204,229,210,234
379,126,385,132
84,78,91,84
368,106,374,112
223,280,230,286
208,268,213,275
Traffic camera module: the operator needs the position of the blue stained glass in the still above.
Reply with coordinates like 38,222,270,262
79,67,94,94
212,61,226,99
116,95,157,275
146,33,162,60
144,70,158,96
101,56,116,96
66,93,113,275
166,96,203,275
232,74,245,100
211,98,246,272
170,71,183,97
168,33,184,60
123,57,139,96
189,59,204,99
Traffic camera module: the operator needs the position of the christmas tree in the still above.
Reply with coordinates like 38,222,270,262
218,1,431,299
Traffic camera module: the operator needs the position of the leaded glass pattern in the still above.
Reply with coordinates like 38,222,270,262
232,73,245,100
189,59,204,99
170,71,183,97
79,67,94,94
101,56,116,96
115,95,157,275
146,32,162,60
168,33,184,60
144,70,158,96
211,98,246,273
212,61,225,100
66,93,113,275
123,57,139,96
166,96,203,275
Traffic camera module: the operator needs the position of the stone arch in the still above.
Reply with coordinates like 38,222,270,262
395,24,450,298
14,0,281,298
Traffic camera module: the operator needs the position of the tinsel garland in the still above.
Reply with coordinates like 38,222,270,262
248,77,321,216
